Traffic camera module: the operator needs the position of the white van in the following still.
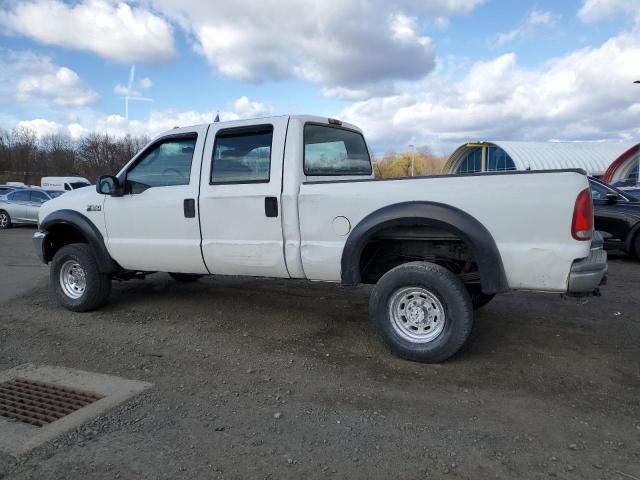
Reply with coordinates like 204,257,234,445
41,177,91,192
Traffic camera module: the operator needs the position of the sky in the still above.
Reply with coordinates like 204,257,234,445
0,0,639,155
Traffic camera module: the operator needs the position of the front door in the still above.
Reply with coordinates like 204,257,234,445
199,118,289,277
27,190,49,222
104,126,209,274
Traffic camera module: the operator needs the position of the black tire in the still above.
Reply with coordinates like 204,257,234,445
51,243,111,312
370,261,473,363
0,210,11,229
467,285,495,310
169,273,204,283
633,232,640,261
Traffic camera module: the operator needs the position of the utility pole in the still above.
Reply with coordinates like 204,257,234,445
408,144,416,177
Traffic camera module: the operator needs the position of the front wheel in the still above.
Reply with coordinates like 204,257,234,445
51,243,111,312
633,233,640,261
370,261,473,363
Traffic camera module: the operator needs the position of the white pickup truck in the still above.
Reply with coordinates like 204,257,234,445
34,115,607,362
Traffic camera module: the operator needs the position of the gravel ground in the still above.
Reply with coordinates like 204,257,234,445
0,228,639,479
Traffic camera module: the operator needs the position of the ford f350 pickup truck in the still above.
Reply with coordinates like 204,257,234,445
33,115,607,363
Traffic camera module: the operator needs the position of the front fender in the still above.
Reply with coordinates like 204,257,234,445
38,209,120,273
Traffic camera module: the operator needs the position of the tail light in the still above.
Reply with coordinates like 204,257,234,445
571,188,593,241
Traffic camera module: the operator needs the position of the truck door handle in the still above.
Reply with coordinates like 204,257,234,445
183,198,196,218
265,197,278,218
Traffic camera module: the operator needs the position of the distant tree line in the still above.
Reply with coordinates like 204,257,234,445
373,150,447,178
0,126,448,185
0,127,149,185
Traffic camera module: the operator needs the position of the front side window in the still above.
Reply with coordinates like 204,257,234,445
126,136,197,194
304,124,372,176
30,191,49,203
211,126,273,184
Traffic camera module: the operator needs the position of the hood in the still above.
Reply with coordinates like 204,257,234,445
38,185,105,224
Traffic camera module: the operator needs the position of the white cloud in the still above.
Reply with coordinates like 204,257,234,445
17,65,97,107
578,0,640,23
340,27,640,153
11,96,274,139
16,118,68,137
114,75,154,97
1,50,97,107
492,10,559,47
0,0,175,63
148,0,482,97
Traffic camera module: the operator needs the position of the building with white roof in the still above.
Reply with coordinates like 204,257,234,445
443,141,637,178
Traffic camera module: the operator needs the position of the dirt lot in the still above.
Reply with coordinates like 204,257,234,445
0,227,638,479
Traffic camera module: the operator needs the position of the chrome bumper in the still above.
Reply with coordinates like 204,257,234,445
33,231,47,264
567,232,607,294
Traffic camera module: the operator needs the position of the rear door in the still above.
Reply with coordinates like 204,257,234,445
104,126,209,273
7,190,28,221
199,117,289,277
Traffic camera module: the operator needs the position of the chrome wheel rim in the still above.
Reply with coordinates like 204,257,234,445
0,213,7,228
388,286,446,343
59,260,87,299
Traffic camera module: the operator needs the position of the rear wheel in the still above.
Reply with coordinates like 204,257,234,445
169,273,204,283
370,261,473,363
0,211,11,229
51,243,111,312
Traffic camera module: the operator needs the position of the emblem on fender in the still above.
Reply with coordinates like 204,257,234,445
87,205,102,212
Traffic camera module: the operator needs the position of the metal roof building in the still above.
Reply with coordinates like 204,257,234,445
443,141,637,177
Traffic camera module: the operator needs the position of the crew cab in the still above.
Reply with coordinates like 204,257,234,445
33,115,607,363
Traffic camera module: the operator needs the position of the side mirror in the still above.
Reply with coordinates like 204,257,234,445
605,193,621,204
96,176,121,196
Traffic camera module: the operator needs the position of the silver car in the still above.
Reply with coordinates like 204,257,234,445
0,188,58,229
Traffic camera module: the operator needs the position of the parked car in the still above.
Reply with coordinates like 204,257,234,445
0,188,57,228
33,115,607,363
0,185,17,198
620,187,640,199
44,190,66,199
589,177,640,258
41,176,91,192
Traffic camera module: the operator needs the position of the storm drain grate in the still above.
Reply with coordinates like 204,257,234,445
0,378,102,427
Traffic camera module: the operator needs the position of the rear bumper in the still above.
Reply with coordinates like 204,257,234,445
567,232,607,294
33,230,47,264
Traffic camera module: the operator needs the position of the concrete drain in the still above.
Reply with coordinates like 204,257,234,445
0,364,152,456
0,378,102,427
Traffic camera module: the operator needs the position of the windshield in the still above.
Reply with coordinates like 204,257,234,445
46,190,65,198
69,182,90,189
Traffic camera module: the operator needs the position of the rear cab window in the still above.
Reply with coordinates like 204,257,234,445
304,124,372,176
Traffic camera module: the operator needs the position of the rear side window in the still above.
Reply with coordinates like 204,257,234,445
211,125,273,184
11,190,29,201
304,124,372,176
126,135,197,194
